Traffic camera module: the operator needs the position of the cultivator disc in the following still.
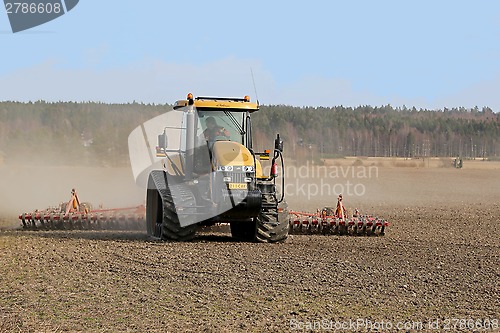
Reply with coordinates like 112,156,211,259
288,210,388,236
19,206,145,231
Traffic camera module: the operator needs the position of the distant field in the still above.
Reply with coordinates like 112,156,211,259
322,156,500,169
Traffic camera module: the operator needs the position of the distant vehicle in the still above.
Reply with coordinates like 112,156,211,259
453,157,463,169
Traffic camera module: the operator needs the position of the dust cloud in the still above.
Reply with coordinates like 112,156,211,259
283,157,500,213
0,149,144,229
2,151,499,229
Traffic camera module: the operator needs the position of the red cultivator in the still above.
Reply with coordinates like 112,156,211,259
288,195,389,236
18,189,145,231
18,190,387,236
19,206,145,231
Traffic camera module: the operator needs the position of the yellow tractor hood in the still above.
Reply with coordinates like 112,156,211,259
212,141,254,167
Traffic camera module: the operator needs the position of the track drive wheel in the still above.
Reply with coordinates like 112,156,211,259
147,171,197,241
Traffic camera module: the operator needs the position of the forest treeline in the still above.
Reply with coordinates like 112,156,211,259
254,105,500,161
0,101,167,165
0,101,499,166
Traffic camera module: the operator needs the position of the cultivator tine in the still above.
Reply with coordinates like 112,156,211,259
365,217,373,236
101,215,110,230
350,217,366,236
327,218,335,235
301,218,310,233
44,214,50,229
20,213,26,229
376,218,386,236
292,219,298,232
346,218,354,235
339,219,347,235
89,214,97,230
55,215,63,229
320,218,330,235
311,217,320,233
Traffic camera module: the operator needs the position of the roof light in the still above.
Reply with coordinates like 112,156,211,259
244,95,250,102
187,93,193,100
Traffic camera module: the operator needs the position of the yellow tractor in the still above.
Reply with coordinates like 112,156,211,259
146,93,288,242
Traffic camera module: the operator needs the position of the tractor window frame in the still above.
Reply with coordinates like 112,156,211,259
196,110,246,144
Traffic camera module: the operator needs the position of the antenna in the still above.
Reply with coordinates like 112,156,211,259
250,67,259,105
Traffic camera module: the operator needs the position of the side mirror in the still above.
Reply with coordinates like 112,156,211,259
158,132,168,150
274,134,283,152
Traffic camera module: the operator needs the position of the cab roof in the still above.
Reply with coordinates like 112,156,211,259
173,95,259,113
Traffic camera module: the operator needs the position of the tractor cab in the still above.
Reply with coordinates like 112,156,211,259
173,94,257,149
157,94,280,181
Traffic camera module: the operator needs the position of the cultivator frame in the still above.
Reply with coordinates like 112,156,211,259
288,195,388,236
19,206,145,231
288,210,388,236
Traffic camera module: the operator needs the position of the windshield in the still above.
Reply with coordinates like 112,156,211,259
197,110,245,144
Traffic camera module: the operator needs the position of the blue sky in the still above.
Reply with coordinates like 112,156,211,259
1,1,499,110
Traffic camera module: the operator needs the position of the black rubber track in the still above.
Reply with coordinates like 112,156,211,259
147,170,197,241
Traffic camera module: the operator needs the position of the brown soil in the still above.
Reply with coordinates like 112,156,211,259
0,161,499,332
